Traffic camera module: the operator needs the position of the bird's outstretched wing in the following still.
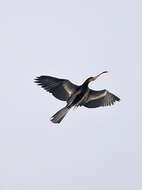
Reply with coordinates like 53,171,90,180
34,76,79,101
84,89,120,108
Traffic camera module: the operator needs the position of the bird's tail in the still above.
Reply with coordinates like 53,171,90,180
50,106,70,124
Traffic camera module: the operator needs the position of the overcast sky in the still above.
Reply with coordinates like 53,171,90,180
0,0,142,189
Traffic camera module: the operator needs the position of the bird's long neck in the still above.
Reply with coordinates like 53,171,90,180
80,79,90,93
82,79,90,88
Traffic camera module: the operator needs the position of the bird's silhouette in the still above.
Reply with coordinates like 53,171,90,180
35,71,120,124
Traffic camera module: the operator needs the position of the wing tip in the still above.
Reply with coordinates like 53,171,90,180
34,77,39,83
115,96,120,102
34,76,46,85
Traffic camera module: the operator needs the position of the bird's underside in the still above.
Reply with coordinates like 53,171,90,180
35,74,120,123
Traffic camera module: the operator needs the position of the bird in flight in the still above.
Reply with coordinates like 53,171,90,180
35,71,120,124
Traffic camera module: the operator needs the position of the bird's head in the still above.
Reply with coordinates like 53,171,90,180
87,71,108,83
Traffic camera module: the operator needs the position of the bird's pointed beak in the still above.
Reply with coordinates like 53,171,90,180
92,71,109,81
102,71,109,74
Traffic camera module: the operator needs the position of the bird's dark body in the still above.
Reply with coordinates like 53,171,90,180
35,72,120,124
68,85,89,107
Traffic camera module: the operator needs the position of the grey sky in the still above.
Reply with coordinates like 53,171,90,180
0,0,142,189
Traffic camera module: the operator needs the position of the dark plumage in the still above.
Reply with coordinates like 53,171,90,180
34,71,120,124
